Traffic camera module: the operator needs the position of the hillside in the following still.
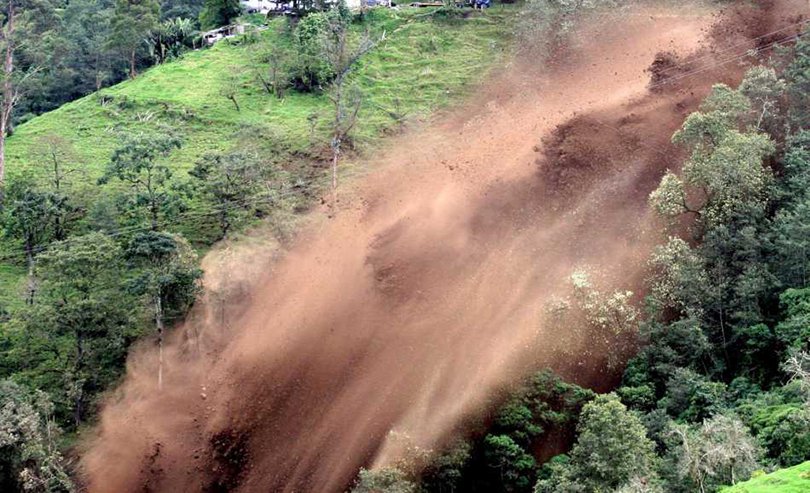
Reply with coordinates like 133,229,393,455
721,462,810,493
0,7,515,308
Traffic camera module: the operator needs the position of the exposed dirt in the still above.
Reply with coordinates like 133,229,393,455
81,1,808,492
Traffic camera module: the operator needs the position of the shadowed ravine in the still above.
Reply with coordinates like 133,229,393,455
81,2,808,491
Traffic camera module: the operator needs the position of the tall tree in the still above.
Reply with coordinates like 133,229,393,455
199,0,241,30
108,0,160,79
188,150,264,239
535,393,659,492
126,231,200,390
320,7,377,209
35,232,131,426
99,131,183,231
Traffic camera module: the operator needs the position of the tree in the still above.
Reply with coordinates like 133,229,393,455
650,84,775,231
161,0,205,21
35,232,131,426
219,66,243,112
319,7,378,209
537,393,659,492
0,0,53,187
99,131,183,231
126,231,200,390
189,150,264,239
199,0,241,30
33,135,81,241
0,379,73,492
108,0,160,79
351,466,417,493
254,44,291,99
60,0,117,94
3,179,54,303
670,414,761,492
145,17,197,64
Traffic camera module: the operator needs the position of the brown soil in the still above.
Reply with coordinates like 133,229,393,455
80,1,808,492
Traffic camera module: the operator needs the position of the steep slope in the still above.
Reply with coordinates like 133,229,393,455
81,1,808,492
0,8,514,307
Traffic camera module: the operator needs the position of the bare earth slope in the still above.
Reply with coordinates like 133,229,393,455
82,2,808,492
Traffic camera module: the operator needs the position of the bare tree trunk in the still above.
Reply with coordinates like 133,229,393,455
155,294,164,391
130,48,137,79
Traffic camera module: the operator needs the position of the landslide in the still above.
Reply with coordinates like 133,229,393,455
81,1,808,492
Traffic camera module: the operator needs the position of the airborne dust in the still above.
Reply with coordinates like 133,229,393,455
81,1,808,491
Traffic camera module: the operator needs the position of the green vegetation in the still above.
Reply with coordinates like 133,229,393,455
350,24,810,493
721,462,810,493
1,6,513,284
0,4,518,490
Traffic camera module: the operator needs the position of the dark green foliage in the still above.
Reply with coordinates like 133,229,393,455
289,12,335,92
774,288,810,352
616,48,810,493
535,394,659,492
419,441,471,493
161,0,205,21
483,434,537,492
436,371,594,493
108,0,161,77
199,0,242,30
13,233,134,426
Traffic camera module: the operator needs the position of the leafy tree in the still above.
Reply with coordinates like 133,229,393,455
34,232,132,425
161,0,205,21
569,394,658,490
351,466,417,493
536,393,659,492
420,441,471,493
145,17,198,64
650,84,775,230
290,12,334,92
126,231,200,390
99,131,183,231
189,150,264,239
3,179,54,302
108,0,160,78
199,0,241,30
0,379,73,492
483,434,537,492
784,25,810,128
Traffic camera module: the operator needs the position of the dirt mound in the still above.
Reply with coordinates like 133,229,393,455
80,1,808,492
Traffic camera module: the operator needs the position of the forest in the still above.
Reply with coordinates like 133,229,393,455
0,0,808,492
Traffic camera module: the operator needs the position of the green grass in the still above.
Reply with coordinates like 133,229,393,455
1,6,517,308
721,462,810,493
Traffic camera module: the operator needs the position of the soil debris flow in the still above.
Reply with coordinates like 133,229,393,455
82,1,808,492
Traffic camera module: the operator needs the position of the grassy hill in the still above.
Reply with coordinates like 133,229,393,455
0,6,516,308
721,462,810,493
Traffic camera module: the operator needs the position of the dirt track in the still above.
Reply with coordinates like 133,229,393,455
81,2,808,492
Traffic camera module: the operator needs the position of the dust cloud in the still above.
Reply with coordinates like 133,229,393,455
81,1,808,491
